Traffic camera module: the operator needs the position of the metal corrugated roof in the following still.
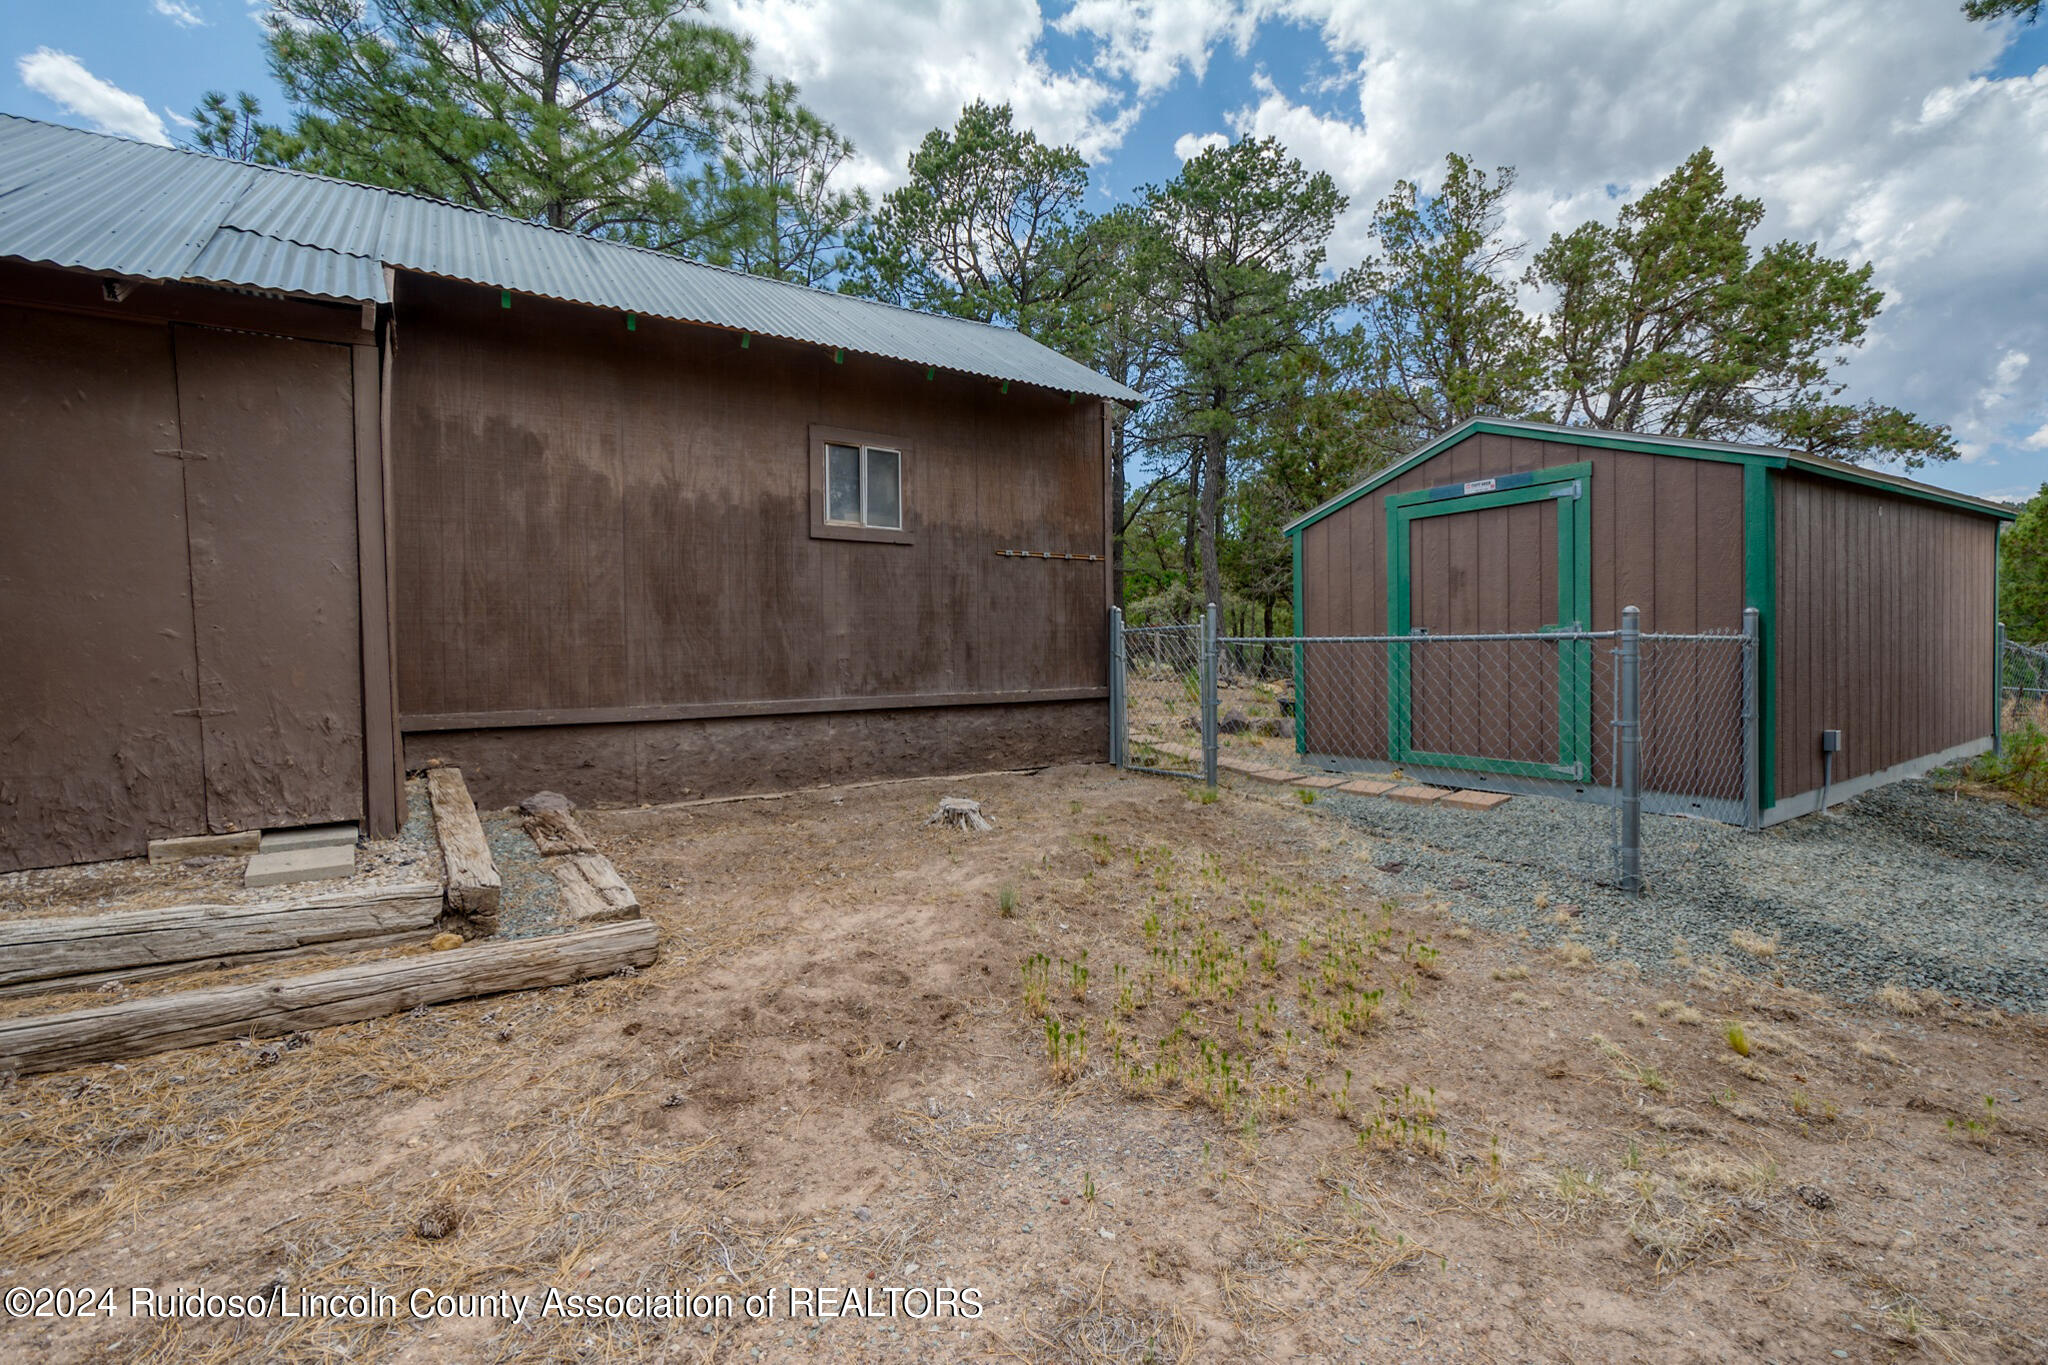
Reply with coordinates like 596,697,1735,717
0,114,1142,403
1283,417,2015,534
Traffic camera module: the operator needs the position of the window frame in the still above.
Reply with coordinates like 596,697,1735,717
809,424,913,544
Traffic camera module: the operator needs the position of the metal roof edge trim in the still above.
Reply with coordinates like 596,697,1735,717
389,266,1142,402
1283,418,2012,535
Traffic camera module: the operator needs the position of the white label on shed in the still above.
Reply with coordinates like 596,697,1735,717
1463,478,1497,495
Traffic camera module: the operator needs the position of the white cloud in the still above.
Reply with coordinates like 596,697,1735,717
1202,0,2048,490
2026,421,2048,452
706,0,1138,192
163,104,197,130
1056,0,1257,98
1173,130,1228,160
687,1,2044,492
1991,350,2030,392
150,0,207,26
15,48,171,145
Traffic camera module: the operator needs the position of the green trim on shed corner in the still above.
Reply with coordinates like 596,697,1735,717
1743,462,1777,810
1282,417,2014,540
1292,531,1307,754
1993,527,2004,755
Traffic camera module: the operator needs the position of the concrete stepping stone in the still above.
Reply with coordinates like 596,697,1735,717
245,844,356,888
1441,790,1513,811
259,822,358,854
1387,785,1453,806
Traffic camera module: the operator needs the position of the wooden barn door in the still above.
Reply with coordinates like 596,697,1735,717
1387,466,1592,781
0,312,364,872
0,308,208,871
173,325,365,836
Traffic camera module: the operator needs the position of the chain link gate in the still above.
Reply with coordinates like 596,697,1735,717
1112,604,1760,891
1109,606,1215,781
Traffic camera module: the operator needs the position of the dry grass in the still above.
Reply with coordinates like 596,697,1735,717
1020,1275,1199,1364
0,968,800,1361
1674,1148,1780,1199
1554,942,1595,969
1875,983,1925,1016
1728,929,1779,960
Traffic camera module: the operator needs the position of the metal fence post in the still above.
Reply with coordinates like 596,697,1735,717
1994,620,2006,756
1109,606,1126,768
1741,606,1761,832
1201,602,1220,789
1617,605,1643,892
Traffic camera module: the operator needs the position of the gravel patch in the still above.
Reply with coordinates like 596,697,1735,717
1308,779,2048,1014
480,811,568,939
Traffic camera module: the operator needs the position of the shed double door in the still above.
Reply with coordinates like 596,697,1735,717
1388,467,1592,781
0,308,364,871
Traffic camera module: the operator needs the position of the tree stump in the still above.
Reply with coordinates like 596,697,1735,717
924,797,994,832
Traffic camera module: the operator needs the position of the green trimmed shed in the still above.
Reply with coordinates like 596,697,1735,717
1283,418,2015,824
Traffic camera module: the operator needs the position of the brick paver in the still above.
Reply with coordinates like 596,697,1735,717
1336,778,1399,797
1440,789,1513,811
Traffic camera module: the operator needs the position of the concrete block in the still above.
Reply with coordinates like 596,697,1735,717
1250,767,1299,783
260,823,359,854
1337,779,1399,797
148,832,259,864
1296,775,1346,789
1441,790,1513,811
1387,785,1452,806
245,844,356,889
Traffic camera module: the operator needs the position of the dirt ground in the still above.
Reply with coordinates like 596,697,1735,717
3,764,2045,1363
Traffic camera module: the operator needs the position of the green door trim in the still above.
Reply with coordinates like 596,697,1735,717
1388,463,1594,780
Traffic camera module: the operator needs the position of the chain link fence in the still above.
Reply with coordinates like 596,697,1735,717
1112,604,1759,891
2002,633,2048,734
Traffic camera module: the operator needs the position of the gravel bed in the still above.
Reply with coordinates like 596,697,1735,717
1309,779,2048,1014
480,810,568,939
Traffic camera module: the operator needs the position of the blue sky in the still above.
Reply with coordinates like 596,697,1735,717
9,0,2046,503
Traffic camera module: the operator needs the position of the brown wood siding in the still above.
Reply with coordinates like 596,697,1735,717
1298,432,1748,782
389,274,1107,734
0,286,373,871
1299,431,1748,637
1772,470,1996,797
0,306,205,870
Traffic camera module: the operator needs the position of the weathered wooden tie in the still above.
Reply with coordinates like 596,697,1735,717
0,919,659,1076
523,807,597,857
0,882,444,994
427,766,502,933
550,854,640,924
